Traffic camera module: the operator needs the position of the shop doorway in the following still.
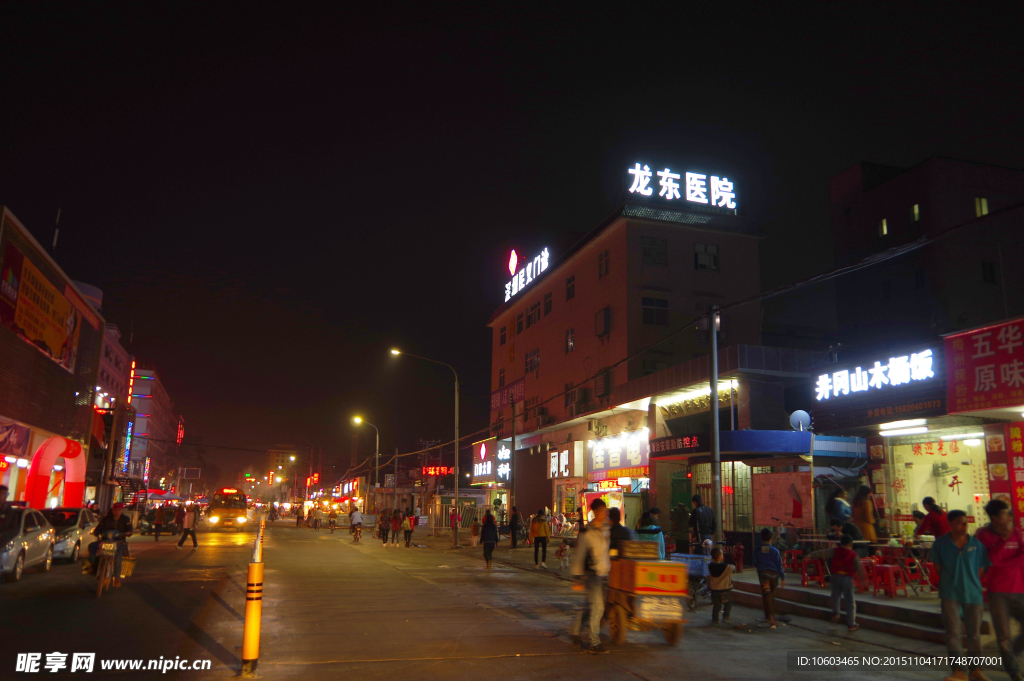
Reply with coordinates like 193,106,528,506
671,477,692,508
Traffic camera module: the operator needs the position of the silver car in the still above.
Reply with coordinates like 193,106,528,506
0,508,55,582
41,507,98,563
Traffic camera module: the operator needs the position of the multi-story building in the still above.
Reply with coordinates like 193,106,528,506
830,156,1024,354
0,207,106,508
483,162,827,535
128,366,179,482
72,283,132,408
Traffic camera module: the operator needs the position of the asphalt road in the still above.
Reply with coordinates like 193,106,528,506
0,522,1008,680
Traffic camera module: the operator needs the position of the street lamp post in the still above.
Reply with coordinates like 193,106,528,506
352,417,379,514
391,349,461,548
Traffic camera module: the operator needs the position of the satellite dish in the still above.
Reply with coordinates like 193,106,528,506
790,410,811,431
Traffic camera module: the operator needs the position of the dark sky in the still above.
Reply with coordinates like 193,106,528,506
1,5,1022,478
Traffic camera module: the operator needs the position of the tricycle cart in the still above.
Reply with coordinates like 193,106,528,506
605,541,688,645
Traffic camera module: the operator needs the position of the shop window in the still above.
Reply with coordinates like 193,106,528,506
975,197,989,217
598,250,610,278
565,275,575,301
642,297,669,326
889,439,989,535
694,243,718,271
641,237,668,265
565,328,575,354
878,218,888,237
498,368,505,388
526,302,540,328
543,292,552,316
982,261,998,284
525,349,540,374
500,326,506,346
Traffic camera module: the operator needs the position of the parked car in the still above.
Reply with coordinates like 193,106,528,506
41,507,99,563
138,508,181,536
0,508,55,582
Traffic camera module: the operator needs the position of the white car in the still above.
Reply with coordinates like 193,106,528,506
0,508,56,582
42,508,99,562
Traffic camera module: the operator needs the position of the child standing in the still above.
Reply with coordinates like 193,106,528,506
708,547,734,624
556,539,571,570
753,528,785,629
806,534,865,632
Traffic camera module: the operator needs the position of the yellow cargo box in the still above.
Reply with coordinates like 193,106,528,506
609,559,688,595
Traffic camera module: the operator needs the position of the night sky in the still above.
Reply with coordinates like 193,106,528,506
1,5,1021,479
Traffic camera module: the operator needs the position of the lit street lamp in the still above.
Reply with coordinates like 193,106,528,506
390,348,461,548
352,416,379,513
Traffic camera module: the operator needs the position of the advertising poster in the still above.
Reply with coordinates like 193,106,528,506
1008,424,1024,531
0,241,84,372
752,471,814,528
946,319,1024,414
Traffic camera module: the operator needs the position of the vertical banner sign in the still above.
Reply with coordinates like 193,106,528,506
946,318,1024,413
1008,424,1024,531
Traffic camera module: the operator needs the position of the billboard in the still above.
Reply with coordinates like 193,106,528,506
945,318,1024,414
586,430,649,482
0,241,88,373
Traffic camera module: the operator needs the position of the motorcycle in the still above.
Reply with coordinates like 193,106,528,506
328,518,337,534
352,525,362,543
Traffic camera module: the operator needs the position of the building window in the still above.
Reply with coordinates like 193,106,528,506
982,261,998,284
498,368,505,388
565,328,575,354
543,292,552,316
517,313,524,334
598,250,609,278
641,237,668,265
878,219,888,236
565,275,575,301
975,197,989,217
909,204,920,224
500,326,506,346
694,243,718,271
525,349,540,373
881,280,892,300
641,297,669,326
526,302,541,328
642,359,669,375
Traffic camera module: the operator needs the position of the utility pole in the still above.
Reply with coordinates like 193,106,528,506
710,306,723,544
393,447,399,512
509,400,516,514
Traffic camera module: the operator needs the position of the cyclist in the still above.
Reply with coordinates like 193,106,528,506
350,508,363,542
328,508,338,533
89,503,133,586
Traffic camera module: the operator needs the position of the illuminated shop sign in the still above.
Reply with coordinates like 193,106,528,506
587,431,649,482
627,163,736,209
472,437,512,484
548,442,585,479
504,248,550,302
422,466,454,476
816,349,935,402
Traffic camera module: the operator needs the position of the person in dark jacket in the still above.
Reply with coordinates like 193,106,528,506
689,495,716,553
509,506,520,549
754,528,785,629
481,510,499,569
608,507,637,554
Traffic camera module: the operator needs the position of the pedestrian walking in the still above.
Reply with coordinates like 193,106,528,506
510,506,520,549
470,517,481,547
390,509,401,547
402,512,414,547
608,507,637,555
154,504,166,541
753,527,785,629
851,485,877,545
531,508,550,568
688,495,715,553
481,509,499,569
313,505,323,532
708,546,734,625
916,496,952,538
932,509,991,681
636,511,665,559
379,512,390,547
806,534,865,632
570,498,610,653
177,504,200,550
556,539,571,570
975,500,1023,681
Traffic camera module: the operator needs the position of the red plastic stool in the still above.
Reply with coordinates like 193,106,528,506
784,549,804,574
855,559,874,593
802,557,827,588
873,565,908,598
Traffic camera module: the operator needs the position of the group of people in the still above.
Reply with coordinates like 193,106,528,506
377,508,416,548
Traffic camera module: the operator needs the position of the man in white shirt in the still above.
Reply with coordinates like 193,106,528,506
350,509,363,528
570,498,611,653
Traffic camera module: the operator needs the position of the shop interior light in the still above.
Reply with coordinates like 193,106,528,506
3,456,15,463
963,439,983,446
53,465,63,471
879,419,927,431
879,427,929,437
16,459,28,468
940,432,985,441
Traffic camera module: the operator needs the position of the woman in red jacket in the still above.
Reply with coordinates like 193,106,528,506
914,496,951,537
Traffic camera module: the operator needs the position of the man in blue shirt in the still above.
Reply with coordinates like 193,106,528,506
753,528,785,629
932,509,991,681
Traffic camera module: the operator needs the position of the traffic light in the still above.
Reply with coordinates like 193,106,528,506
312,473,319,484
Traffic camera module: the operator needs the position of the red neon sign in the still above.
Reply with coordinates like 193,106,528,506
0,461,9,472
723,486,734,495
220,488,239,494
268,471,275,485
421,466,454,476
127,361,136,405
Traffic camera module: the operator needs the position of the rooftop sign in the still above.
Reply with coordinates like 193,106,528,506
815,349,936,402
504,248,549,302
627,163,737,210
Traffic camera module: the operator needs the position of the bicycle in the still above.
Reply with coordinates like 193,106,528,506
95,531,132,598
328,518,337,534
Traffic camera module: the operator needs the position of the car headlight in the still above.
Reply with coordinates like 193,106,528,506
209,516,219,523
236,517,246,523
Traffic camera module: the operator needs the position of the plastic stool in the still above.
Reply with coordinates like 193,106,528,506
802,557,827,588
872,565,908,598
784,549,804,574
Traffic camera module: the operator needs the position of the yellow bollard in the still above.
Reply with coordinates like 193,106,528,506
241,561,263,677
